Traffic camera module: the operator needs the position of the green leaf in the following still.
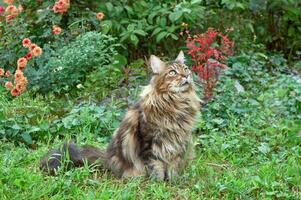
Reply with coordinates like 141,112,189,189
130,34,139,46
100,20,112,34
12,124,21,130
160,17,167,27
134,30,147,36
156,31,168,43
169,11,183,22
21,132,33,145
151,27,162,36
125,6,134,15
113,54,127,67
105,2,114,12
127,24,136,32
191,0,203,4
170,33,179,40
147,13,157,24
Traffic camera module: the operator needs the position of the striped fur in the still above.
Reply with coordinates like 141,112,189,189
40,52,200,180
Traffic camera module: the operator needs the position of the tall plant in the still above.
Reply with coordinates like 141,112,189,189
186,28,234,102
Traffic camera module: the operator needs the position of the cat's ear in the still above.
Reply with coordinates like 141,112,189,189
175,50,185,64
150,55,165,73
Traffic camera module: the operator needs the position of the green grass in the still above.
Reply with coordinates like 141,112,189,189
0,119,300,200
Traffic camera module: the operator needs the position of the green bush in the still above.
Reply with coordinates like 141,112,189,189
97,0,204,56
27,32,118,93
197,51,301,133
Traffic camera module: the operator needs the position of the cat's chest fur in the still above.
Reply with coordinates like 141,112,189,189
140,92,199,159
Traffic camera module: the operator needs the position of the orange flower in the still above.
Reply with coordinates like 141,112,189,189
96,12,104,20
25,52,33,60
5,5,18,16
22,38,31,47
5,70,11,77
18,5,23,12
5,15,15,22
16,83,24,91
19,76,28,85
14,69,23,80
3,0,14,5
52,25,62,35
17,57,27,70
0,68,4,76
53,0,70,14
32,46,42,57
11,88,20,96
5,81,13,90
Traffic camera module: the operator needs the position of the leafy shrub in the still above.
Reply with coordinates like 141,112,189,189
97,0,205,57
202,0,301,61
27,32,118,93
198,51,301,133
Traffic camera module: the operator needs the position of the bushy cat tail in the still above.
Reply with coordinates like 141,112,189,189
40,141,106,175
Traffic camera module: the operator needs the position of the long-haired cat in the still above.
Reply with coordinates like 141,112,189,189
40,51,200,180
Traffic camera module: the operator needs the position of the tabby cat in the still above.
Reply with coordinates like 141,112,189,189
40,51,200,180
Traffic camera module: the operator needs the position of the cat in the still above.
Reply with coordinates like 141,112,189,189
40,51,200,180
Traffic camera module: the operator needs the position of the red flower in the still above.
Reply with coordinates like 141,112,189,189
0,6,4,15
25,52,33,60
22,38,31,47
11,88,20,96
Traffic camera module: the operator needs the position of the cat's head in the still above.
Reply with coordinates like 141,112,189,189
150,51,193,93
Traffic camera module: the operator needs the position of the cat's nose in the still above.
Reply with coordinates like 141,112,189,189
181,76,189,85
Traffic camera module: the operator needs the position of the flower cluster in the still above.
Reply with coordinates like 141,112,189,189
0,68,11,78
23,38,42,58
1,0,23,23
1,38,42,96
52,25,62,35
53,0,70,14
186,28,234,101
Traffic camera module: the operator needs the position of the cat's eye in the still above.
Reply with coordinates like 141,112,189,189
169,70,177,76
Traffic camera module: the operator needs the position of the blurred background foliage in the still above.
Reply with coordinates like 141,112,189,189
0,0,300,148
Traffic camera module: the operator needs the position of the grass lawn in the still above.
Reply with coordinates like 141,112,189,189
0,122,300,200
